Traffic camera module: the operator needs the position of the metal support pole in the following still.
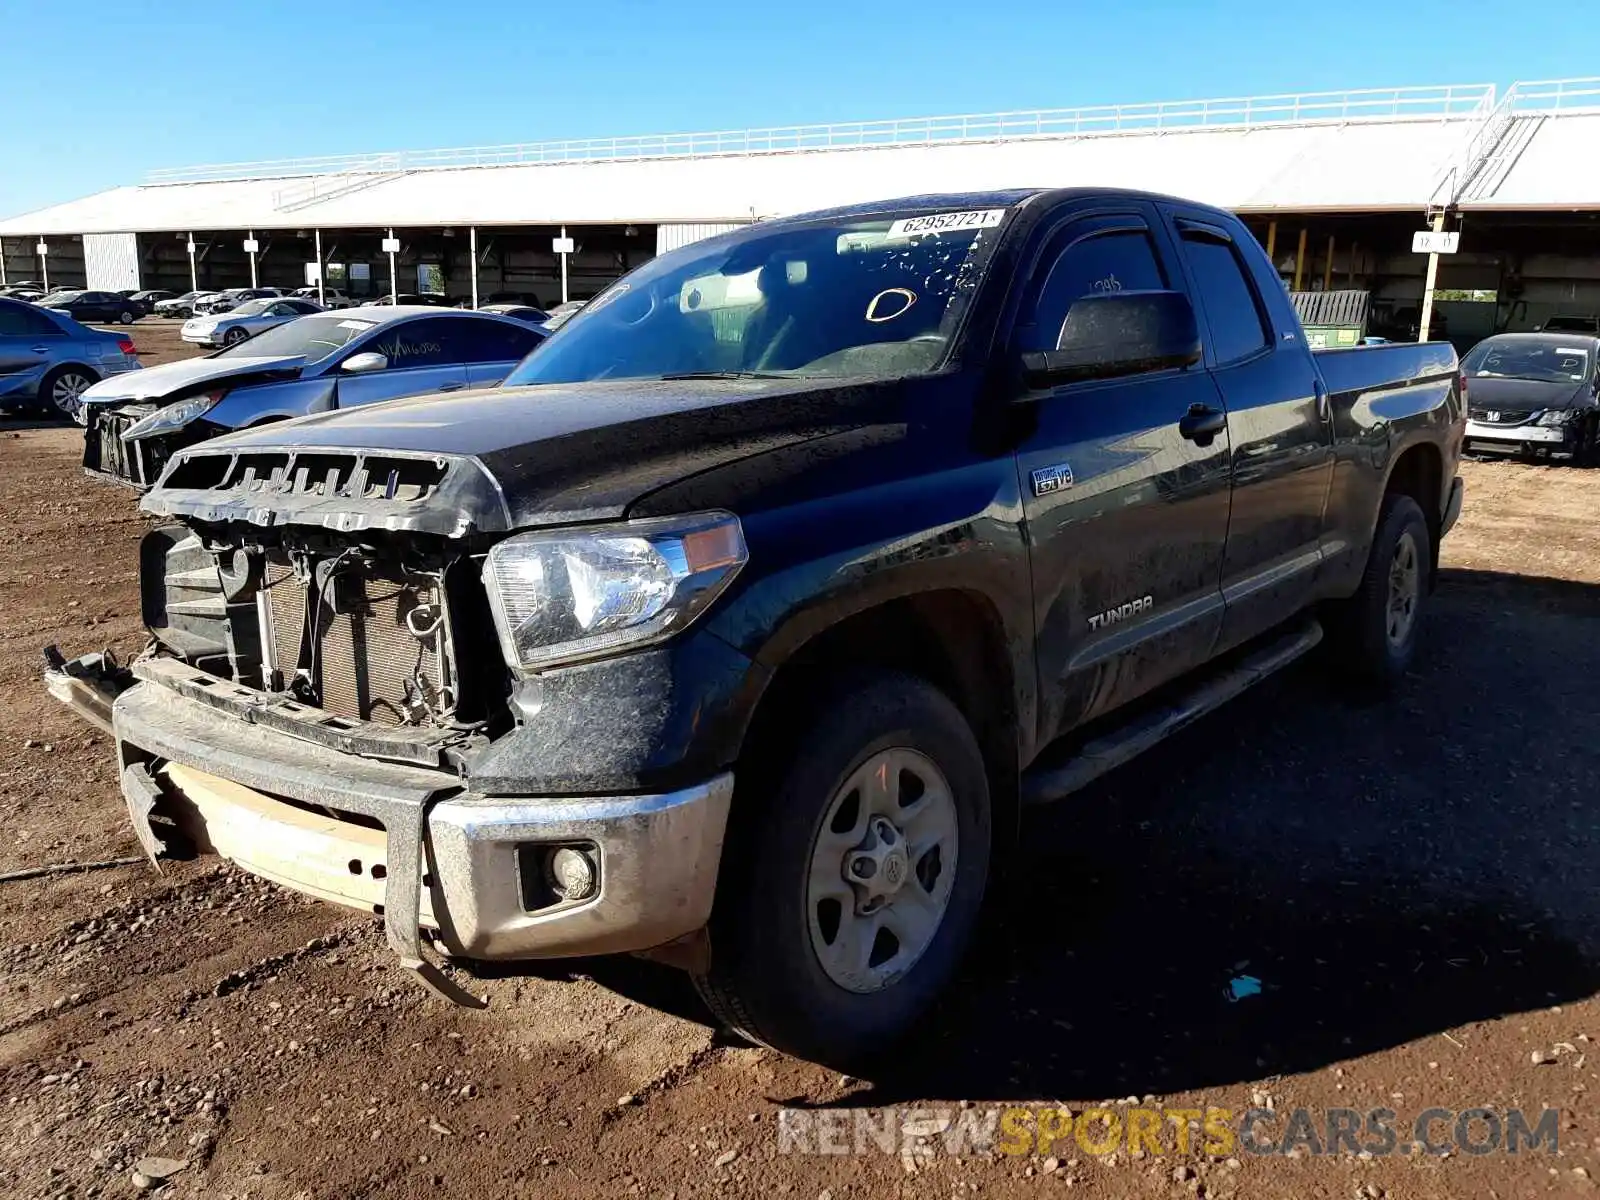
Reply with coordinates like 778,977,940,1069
248,229,258,288
1349,241,1358,285
470,227,479,309
187,233,197,294
314,229,324,305
387,228,397,304
1265,220,1277,264
0,239,7,287
1293,228,1308,291
1323,235,1335,291
560,224,569,305
38,239,48,292
1418,212,1446,343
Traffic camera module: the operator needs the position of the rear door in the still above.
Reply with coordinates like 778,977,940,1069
1012,203,1234,741
331,316,469,408
456,316,546,387
1162,206,1333,652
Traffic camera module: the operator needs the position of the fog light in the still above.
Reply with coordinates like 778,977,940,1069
546,846,598,902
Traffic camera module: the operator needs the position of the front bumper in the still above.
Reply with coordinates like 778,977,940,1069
180,330,221,346
48,654,734,1003
1464,419,1575,449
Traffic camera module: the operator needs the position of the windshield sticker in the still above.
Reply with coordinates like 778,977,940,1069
338,320,376,331
865,288,917,323
1556,347,1587,355
886,210,1006,240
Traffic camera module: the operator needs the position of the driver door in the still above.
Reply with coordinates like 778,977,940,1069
332,317,469,408
1013,204,1234,742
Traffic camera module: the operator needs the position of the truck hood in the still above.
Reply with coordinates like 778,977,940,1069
145,377,899,536
1468,375,1595,411
81,354,305,404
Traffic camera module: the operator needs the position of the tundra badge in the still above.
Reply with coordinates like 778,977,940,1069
1031,464,1074,496
1088,595,1154,630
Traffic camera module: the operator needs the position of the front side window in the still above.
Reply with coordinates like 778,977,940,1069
504,206,1012,386
1019,227,1168,353
215,314,376,362
366,317,460,369
1178,234,1269,364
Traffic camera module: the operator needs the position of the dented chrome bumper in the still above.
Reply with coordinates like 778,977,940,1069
46,652,734,1005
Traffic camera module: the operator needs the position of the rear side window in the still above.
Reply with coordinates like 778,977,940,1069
1178,234,1269,364
454,317,544,363
0,303,63,336
1021,229,1167,353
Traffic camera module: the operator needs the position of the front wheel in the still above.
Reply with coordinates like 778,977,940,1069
1324,493,1431,688
222,327,249,347
694,672,991,1066
117,310,134,325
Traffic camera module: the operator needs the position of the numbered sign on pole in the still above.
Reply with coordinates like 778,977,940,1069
551,236,576,255
381,237,401,253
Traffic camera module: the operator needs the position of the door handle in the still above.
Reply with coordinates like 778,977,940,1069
436,382,466,392
30,346,49,353
1178,403,1227,444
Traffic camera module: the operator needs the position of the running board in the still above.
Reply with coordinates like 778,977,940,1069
1021,619,1323,806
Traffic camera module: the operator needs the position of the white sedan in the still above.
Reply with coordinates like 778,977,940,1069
181,297,324,348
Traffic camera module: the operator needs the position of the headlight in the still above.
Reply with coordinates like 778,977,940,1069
1537,409,1577,427
485,511,747,671
121,391,224,442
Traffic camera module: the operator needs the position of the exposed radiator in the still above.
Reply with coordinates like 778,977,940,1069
259,560,454,726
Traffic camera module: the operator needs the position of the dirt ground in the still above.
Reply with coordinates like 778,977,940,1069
1,339,1597,1198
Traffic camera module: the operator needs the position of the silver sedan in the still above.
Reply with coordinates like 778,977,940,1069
181,297,324,348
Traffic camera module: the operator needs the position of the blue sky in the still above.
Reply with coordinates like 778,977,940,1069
0,0,1584,219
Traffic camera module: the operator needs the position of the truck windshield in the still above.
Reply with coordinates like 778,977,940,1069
1462,340,1591,383
215,314,377,362
503,208,1012,386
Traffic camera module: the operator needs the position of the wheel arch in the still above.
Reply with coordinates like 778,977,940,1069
1380,440,1445,575
735,588,1023,857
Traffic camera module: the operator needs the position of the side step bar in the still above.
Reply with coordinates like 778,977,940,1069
1021,619,1323,806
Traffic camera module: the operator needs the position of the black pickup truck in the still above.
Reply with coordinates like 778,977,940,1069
47,189,1465,1065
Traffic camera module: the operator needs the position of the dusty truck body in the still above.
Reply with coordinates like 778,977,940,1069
48,189,1464,1063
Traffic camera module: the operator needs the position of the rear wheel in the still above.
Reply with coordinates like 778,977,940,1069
693,672,991,1067
1324,493,1430,688
40,366,95,421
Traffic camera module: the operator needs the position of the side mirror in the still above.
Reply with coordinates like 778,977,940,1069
341,351,388,374
1020,290,1202,390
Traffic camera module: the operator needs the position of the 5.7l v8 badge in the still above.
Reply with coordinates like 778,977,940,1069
1031,464,1074,496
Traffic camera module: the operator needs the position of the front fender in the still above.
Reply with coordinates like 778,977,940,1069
207,376,337,430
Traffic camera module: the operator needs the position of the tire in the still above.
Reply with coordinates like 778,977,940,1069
222,327,249,347
39,366,96,421
117,310,134,325
1324,493,1431,689
693,671,991,1067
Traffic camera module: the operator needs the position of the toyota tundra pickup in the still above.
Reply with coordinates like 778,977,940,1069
46,189,1465,1065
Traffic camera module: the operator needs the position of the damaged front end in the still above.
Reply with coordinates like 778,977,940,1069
45,441,735,1005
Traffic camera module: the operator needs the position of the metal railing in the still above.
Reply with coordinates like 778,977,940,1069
1505,77,1600,112
145,83,1495,185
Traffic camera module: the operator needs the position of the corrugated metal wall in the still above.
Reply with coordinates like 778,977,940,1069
656,223,746,255
84,233,140,290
